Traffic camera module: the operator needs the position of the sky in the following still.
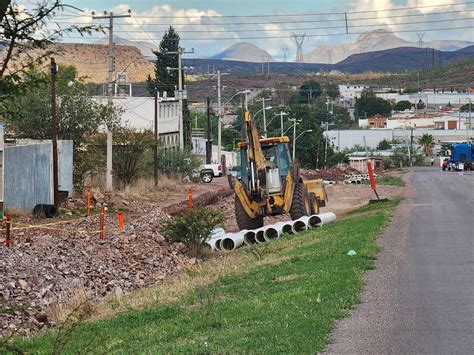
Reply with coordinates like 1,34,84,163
17,0,474,59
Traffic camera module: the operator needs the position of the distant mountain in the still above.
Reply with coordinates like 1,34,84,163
184,46,474,76
335,46,474,73
211,42,274,62
95,36,159,57
305,29,473,64
456,45,474,53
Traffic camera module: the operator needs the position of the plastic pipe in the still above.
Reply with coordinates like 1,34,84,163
220,232,245,251
243,230,257,245
312,212,336,227
292,219,308,233
255,227,268,243
263,225,280,241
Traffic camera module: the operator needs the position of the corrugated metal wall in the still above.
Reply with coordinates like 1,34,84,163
4,141,73,212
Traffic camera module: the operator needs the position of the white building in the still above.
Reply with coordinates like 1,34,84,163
94,96,180,148
339,84,369,99
394,93,474,108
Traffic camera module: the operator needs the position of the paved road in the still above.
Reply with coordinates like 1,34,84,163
327,167,474,354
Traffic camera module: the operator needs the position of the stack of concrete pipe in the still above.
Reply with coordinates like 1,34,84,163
205,212,336,252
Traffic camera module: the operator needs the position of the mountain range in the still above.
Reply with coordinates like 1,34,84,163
304,29,473,64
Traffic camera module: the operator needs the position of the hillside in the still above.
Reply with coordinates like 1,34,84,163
95,36,159,58
1,42,155,83
304,29,473,64
336,46,474,73
367,57,474,89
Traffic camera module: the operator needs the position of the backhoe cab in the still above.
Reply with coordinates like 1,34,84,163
229,111,327,231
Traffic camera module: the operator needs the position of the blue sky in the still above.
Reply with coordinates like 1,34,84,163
20,0,474,59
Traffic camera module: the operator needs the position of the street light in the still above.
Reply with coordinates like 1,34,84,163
216,90,251,157
289,118,303,161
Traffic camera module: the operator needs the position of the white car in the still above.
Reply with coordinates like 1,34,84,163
200,163,223,183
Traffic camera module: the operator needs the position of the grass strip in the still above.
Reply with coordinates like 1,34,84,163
11,199,398,353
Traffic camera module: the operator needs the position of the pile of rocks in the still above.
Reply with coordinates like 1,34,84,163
0,206,191,337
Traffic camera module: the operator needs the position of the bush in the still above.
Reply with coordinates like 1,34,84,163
393,100,412,111
157,148,202,178
160,207,225,258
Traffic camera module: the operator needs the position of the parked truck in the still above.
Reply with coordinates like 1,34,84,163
443,143,474,171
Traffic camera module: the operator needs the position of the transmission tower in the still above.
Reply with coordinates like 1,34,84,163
291,33,306,63
282,46,289,62
417,32,425,48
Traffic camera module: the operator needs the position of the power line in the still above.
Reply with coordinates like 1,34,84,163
51,9,472,27
110,16,473,34
127,2,474,18
62,25,474,41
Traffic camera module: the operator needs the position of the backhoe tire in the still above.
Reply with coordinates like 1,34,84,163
289,182,311,220
235,195,263,231
309,193,320,215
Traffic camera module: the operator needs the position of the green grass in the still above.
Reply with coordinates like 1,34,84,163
364,175,405,187
9,200,398,353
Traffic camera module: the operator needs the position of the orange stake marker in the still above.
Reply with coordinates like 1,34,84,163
100,207,105,240
118,211,124,232
188,187,193,209
86,189,91,217
367,161,380,199
5,215,11,248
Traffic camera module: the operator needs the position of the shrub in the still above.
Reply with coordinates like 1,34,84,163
157,148,202,178
160,207,225,258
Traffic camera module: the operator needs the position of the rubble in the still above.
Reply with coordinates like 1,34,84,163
0,206,190,337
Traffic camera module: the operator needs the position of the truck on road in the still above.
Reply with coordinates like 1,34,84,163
444,143,474,171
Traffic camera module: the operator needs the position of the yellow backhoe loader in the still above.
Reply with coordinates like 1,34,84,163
228,111,328,231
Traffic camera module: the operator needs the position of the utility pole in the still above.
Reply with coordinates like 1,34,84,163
289,118,299,161
206,97,212,164
154,92,158,186
469,99,472,142
256,96,271,137
324,122,329,168
217,70,222,163
165,47,194,149
92,10,131,192
50,58,59,207
279,111,288,136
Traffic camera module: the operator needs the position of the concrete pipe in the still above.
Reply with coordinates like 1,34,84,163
243,230,258,246
220,232,245,251
263,225,280,241
292,219,308,233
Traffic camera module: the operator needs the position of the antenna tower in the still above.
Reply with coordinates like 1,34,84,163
417,32,425,48
282,47,289,62
291,33,306,63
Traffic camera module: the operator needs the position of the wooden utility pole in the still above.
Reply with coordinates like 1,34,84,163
50,57,59,207
206,97,212,164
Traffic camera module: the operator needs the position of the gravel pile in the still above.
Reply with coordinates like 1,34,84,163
0,207,191,337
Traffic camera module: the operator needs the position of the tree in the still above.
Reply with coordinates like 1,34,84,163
354,91,392,118
299,80,322,104
146,26,192,148
418,133,435,156
460,103,472,112
416,99,426,110
0,1,97,107
377,139,392,150
393,100,412,111
146,26,180,97
324,83,340,99
273,82,296,106
4,65,122,190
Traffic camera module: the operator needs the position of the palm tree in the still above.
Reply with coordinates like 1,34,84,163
418,133,435,156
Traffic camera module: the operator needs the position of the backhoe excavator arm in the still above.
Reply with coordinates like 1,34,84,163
244,111,266,195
